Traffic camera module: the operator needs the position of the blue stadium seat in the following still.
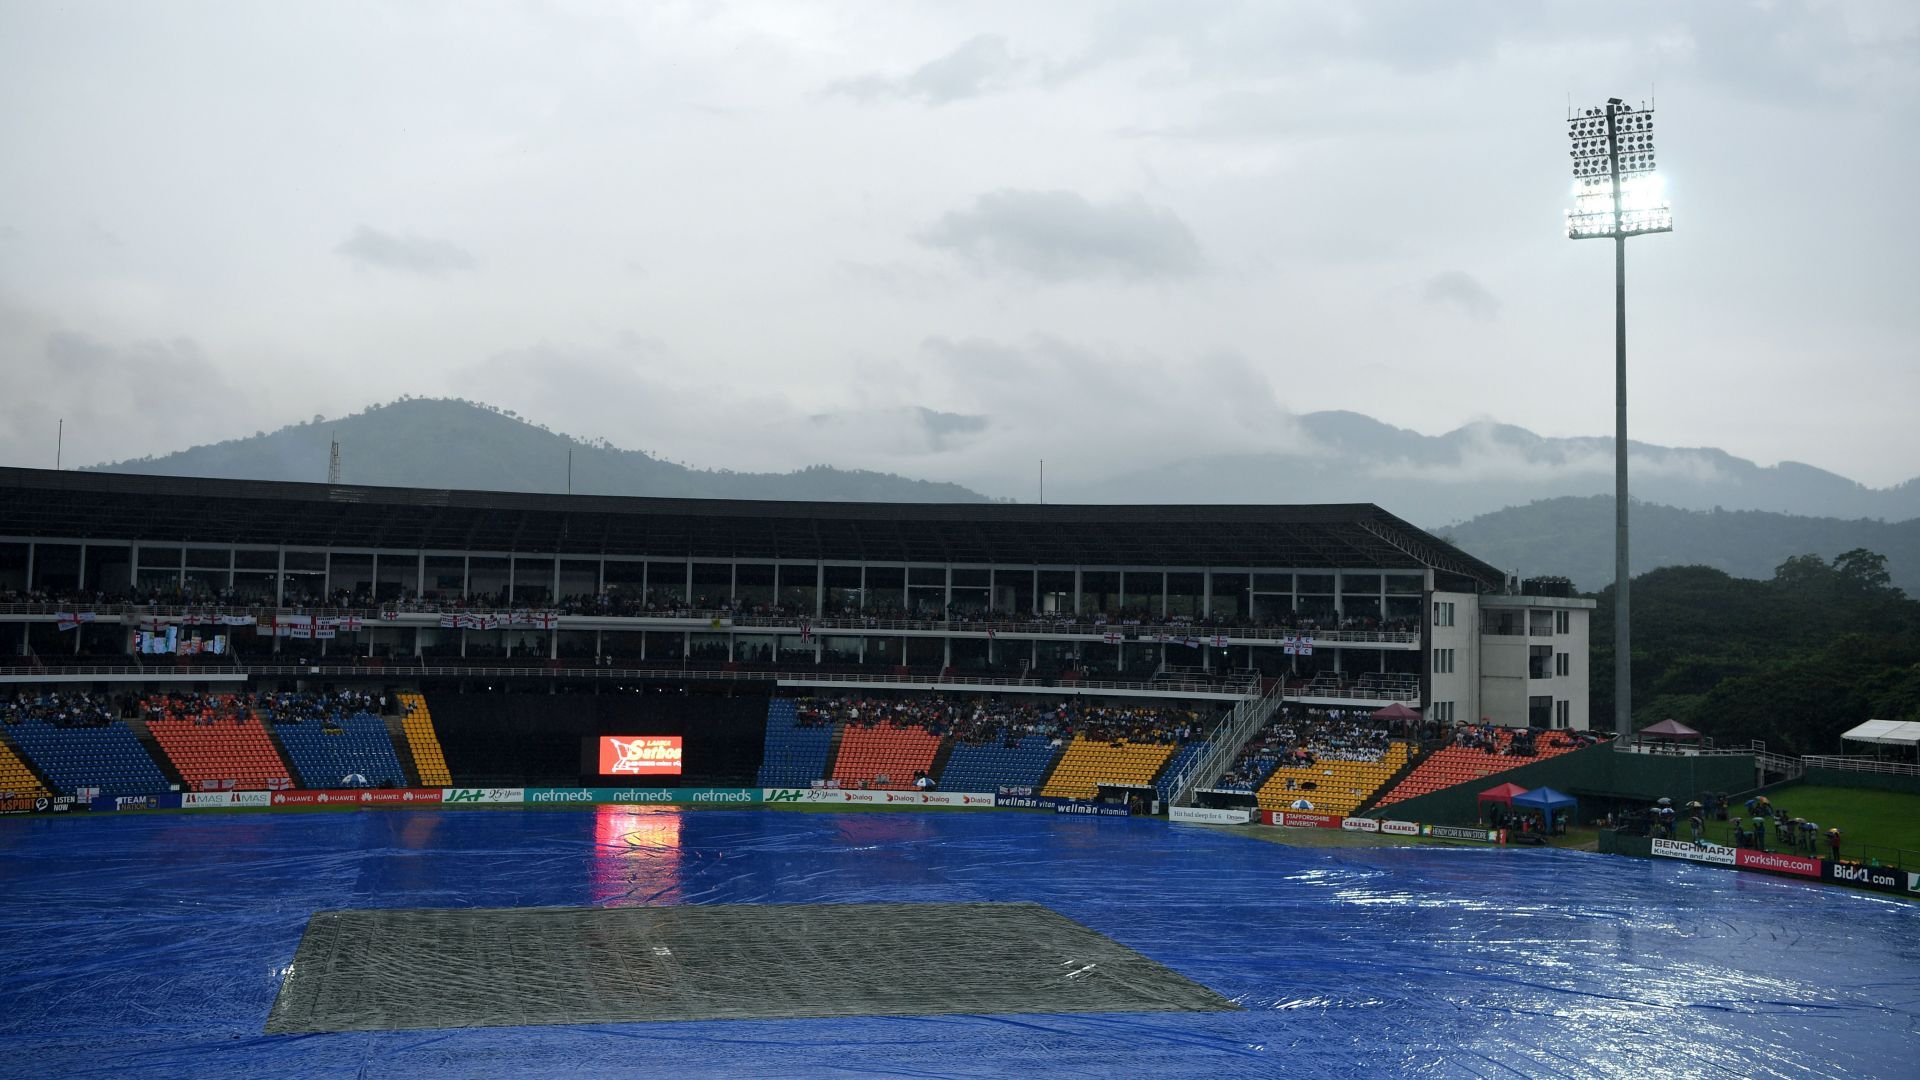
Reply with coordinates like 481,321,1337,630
936,736,1061,794
6,717,170,797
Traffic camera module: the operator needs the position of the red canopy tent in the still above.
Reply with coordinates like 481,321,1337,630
1639,719,1702,741
1371,703,1421,722
1477,782,1529,806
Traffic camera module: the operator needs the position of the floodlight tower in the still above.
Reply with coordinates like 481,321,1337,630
1567,97,1671,737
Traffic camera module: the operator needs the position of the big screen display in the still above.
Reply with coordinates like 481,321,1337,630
598,735,684,777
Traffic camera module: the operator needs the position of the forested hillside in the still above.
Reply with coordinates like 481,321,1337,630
1590,550,1920,755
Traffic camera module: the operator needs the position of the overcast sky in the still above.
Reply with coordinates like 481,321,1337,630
2,1,1917,497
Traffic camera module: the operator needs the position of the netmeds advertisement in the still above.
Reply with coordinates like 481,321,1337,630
522,787,760,805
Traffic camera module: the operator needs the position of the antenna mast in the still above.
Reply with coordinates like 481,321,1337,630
327,439,342,485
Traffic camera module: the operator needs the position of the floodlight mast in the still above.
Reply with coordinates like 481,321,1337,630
1567,96,1671,738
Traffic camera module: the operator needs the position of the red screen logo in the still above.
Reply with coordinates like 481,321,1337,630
599,736,683,776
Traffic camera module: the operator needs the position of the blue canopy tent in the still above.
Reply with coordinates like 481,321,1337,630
1510,786,1578,830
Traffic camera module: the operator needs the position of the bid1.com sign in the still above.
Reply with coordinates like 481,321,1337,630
598,736,683,777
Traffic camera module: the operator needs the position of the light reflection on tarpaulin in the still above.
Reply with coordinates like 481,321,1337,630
589,806,684,906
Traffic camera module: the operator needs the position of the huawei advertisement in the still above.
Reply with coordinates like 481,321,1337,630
598,736,684,777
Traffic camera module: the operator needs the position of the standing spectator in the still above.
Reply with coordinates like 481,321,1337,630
1827,828,1842,860
1751,815,1767,853
1687,808,1703,844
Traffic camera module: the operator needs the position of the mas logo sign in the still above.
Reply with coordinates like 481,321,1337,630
599,736,683,777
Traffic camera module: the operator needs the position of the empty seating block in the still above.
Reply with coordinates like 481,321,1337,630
1256,743,1413,818
398,694,452,787
276,710,409,789
146,699,292,792
937,736,1061,795
1373,731,1581,808
756,700,835,787
6,718,170,797
1040,736,1177,801
0,739,51,798
830,722,942,790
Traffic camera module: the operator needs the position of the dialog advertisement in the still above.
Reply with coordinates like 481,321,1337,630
598,736,684,777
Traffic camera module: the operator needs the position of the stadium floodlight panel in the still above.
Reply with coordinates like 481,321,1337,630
1564,100,1671,239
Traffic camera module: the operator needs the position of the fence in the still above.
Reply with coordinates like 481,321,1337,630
1165,680,1286,807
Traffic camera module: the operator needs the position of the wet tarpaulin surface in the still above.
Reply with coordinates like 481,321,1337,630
268,902,1234,1032
1,807,1918,1078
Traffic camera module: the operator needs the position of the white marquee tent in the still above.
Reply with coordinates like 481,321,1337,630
1839,719,1920,746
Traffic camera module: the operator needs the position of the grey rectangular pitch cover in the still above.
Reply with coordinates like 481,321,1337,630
267,901,1236,1032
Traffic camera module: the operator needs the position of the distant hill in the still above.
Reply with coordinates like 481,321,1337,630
1441,496,1920,596
1070,411,1920,524
88,398,989,503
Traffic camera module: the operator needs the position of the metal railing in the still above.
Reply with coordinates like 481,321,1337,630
1166,679,1286,807
0,602,1420,645
1802,755,1920,777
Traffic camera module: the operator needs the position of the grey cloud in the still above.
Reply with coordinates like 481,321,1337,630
335,226,477,276
921,190,1203,281
829,34,1022,106
1422,271,1501,321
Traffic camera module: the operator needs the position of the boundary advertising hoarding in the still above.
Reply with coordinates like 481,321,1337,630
1825,860,1904,893
1168,806,1252,825
1259,809,1342,828
1650,838,1737,865
442,788,525,804
182,791,273,809
1734,849,1821,879
1424,825,1505,843
1341,817,1381,833
763,788,994,808
270,788,444,807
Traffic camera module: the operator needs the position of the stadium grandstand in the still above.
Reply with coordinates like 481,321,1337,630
0,466,1593,807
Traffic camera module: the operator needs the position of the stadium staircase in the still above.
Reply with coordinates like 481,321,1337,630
0,734,54,799
1039,736,1178,801
380,713,424,788
1255,742,1414,819
396,693,452,787
123,717,188,792
1371,730,1583,810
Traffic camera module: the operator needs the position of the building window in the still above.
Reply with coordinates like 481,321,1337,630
1529,645,1552,680
1555,652,1570,677
1432,601,1455,627
1432,701,1453,723
1555,610,1571,634
1555,701,1571,728
1432,647,1455,674
1529,695,1553,728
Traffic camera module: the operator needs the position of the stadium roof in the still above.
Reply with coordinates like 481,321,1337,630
0,467,1506,589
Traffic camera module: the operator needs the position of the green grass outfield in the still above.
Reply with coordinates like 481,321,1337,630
1695,784,1920,857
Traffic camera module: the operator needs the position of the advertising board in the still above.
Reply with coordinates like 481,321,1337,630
1055,800,1130,818
442,788,525,804
597,736,684,777
269,788,443,807
995,794,1066,810
1650,838,1736,865
1169,806,1252,825
182,791,273,809
1734,849,1821,879
1426,825,1506,844
1341,817,1381,833
1380,820,1420,836
1824,860,1904,893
